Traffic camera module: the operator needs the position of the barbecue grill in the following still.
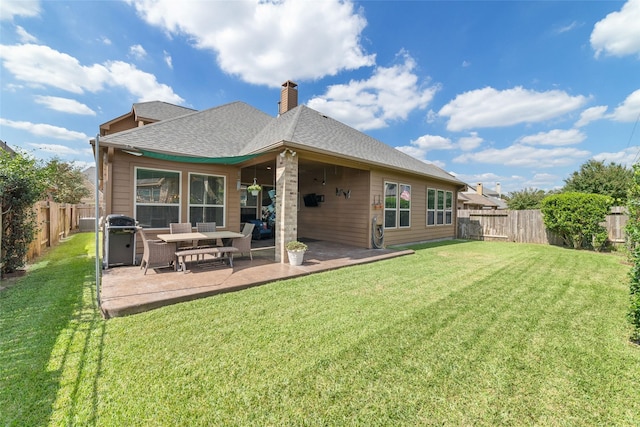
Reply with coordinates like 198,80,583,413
103,214,138,268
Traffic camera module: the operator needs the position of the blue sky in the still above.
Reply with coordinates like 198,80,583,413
1,0,639,195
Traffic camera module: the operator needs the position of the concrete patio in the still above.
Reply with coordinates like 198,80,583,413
99,240,414,318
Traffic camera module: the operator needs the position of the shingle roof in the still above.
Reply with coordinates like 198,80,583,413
101,101,463,185
101,102,272,157
133,101,196,122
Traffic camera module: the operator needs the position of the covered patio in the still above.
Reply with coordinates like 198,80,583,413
100,240,414,318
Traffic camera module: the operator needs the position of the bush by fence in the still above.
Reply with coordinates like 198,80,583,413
457,207,627,246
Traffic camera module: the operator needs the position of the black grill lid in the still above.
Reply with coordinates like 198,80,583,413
106,214,136,227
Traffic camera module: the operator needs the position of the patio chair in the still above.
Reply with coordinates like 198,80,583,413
170,222,197,262
195,222,218,248
232,222,255,260
139,229,175,275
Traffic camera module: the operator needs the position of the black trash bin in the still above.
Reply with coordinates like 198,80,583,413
103,214,138,268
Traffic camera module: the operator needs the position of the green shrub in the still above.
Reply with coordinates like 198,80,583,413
0,151,49,275
626,164,640,342
540,192,613,250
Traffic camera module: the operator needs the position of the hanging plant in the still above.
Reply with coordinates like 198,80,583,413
247,178,262,195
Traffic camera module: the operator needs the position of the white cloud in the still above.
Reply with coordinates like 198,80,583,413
593,146,640,167
438,86,588,132
575,105,608,127
591,0,640,58
396,133,452,161
0,43,184,104
163,50,172,69
609,89,640,122
518,128,586,146
34,95,96,115
0,118,88,140
462,60,471,68
0,0,40,21
100,36,112,45
453,144,590,168
555,21,581,34
129,44,147,60
409,134,453,150
307,53,438,130
126,0,375,87
458,132,483,151
16,25,37,43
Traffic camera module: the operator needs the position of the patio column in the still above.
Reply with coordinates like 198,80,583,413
275,149,298,263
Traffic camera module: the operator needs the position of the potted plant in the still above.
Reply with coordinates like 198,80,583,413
247,182,262,196
286,240,307,266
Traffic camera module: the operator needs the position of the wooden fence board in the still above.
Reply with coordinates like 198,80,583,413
458,208,625,246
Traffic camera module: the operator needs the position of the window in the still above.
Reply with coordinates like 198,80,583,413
427,188,436,226
445,191,453,225
384,182,397,228
189,173,225,227
427,187,453,226
135,167,180,228
399,184,411,227
384,182,411,228
437,190,445,225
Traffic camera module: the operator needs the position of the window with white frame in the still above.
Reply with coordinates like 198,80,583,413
427,188,436,226
399,184,411,227
135,167,180,228
427,187,453,226
384,182,397,228
384,182,411,228
445,190,453,224
189,173,225,227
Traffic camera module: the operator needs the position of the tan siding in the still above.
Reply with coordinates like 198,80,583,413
297,165,370,248
107,150,243,258
370,170,459,247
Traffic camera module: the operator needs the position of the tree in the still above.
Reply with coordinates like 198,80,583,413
0,151,50,275
541,192,613,250
563,159,632,204
44,158,90,204
625,163,640,342
506,187,547,210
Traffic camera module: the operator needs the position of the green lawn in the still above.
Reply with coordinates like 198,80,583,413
1,233,639,426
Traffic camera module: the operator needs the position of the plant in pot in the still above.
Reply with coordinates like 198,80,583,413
286,240,308,266
247,181,262,196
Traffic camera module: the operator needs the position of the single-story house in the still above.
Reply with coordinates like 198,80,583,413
458,183,507,210
93,81,465,262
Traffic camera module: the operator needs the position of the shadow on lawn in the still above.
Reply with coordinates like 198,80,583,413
0,234,104,426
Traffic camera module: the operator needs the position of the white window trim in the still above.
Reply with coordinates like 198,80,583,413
384,181,398,229
188,172,226,228
399,183,411,228
427,187,453,227
134,166,182,229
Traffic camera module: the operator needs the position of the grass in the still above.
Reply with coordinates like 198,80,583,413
1,233,639,426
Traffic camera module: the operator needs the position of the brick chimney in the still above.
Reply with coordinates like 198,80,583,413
476,183,483,195
278,80,298,115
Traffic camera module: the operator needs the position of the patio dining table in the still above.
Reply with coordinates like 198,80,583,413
156,231,244,244
158,231,245,250
157,231,245,271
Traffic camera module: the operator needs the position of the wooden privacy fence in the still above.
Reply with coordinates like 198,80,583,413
457,207,628,246
25,202,101,262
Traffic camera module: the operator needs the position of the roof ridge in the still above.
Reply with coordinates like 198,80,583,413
281,105,305,142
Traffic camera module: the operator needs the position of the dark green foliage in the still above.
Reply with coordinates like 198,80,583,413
563,159,632,204
541,192,613,250
0,151,49,275
506,187,547,210
625,164,640,342
43,158,90,204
